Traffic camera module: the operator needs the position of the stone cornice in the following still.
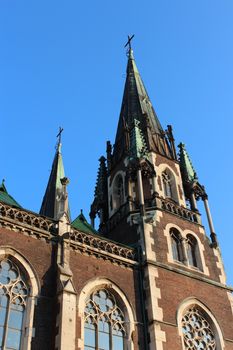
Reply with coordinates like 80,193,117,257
0,201,138,267
69,228,138,267
146,260,233,292
0,201,54,239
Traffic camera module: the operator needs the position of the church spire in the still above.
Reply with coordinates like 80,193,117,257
113,40,175,165
40,129,70,221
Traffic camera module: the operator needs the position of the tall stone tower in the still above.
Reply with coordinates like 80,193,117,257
0,42,232,350
91,45,233,349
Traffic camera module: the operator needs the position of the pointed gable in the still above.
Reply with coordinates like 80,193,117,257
72,211,97,234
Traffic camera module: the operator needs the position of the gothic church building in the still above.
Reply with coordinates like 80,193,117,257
0,46,233,350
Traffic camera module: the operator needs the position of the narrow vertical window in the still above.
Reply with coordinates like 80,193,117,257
0,259,28,350
170,229,183,262
84,289,125,350
162,171,173,198
113,175,124,210
186,235,198,267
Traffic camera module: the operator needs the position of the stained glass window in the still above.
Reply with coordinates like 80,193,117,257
182,307,216,350
0,259,28,350
84,289,125,350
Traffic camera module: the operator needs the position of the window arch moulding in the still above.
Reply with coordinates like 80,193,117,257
0,246,40,350
170,228,184,263
164,223,185,265
156,163,185,206
177,298,225,350
183,230,209,276
77,278,135,350
164,224,209,276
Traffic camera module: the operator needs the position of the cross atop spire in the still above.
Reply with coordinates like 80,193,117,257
56,127,64,151
124,35,135,58
124,34,135,50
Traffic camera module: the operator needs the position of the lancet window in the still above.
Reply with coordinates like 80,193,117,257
0,259,28,350
84,289,125,350
186,235,198,268
170,229,183,262
181,306,217,349
162,171,173,199
113,175,124,210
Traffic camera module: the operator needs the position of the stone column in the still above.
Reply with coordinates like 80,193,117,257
190,191,198,211
127,177,134,211
137,168,145,215
151,173,157,195
55,215,77,350
90,215,95,229
203,195,218,247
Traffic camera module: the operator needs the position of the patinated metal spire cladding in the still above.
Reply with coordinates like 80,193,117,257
113,48,175,164
178,142,205,200
40,140,70,221
129,119,148,160
0,180,21,208
178,143,198,184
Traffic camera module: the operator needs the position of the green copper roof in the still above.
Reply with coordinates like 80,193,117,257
129,119,148,160
0,180,22,208
178,143,198,183
40,142,70,220
72,211,97,234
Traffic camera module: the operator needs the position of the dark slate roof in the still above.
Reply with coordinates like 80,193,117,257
113,48,169,160
0,181,21,208
72,211,97,234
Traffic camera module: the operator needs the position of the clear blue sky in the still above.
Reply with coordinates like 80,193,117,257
1,1,233,285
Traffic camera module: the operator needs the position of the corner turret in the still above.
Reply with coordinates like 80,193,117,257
40,130,70,221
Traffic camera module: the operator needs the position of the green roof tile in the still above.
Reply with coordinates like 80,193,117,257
178,143,198,183
72,211,97,234
0,181,22,208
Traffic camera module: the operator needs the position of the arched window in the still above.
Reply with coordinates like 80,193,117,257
181,306,217,349
84,289,125,350
113,175,124,210
186,235,198,268
170,229,183,262
162,171,173,198
0,259,28,350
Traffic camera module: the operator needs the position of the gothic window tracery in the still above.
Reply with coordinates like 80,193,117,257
84,289,125,350
181,306,217,350
0,259,28,350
